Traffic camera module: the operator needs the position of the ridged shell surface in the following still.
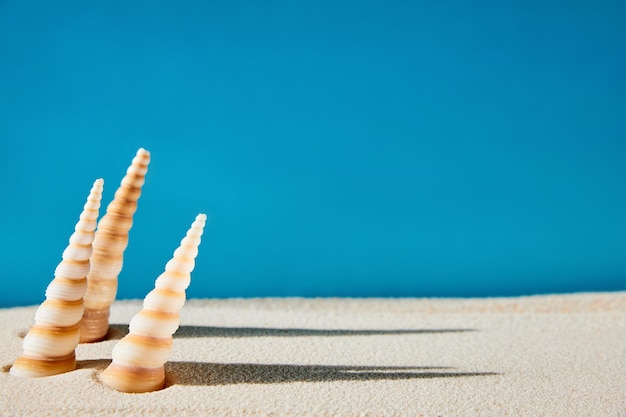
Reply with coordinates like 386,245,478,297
11,179,103,378
99,214,206,393
80,148,150,342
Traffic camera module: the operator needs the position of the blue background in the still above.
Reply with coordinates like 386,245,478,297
1,1,625,307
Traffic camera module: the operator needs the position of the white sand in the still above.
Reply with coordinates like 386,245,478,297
1,293,625,416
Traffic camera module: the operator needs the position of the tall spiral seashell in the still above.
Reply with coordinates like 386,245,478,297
100,214,207,393
11,179,103,378
80,148,150,342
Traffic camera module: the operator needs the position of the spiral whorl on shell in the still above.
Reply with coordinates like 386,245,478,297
11,179,103,378
80,148,150,343
100,214,206,393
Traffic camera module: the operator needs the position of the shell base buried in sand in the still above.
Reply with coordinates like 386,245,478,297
79,307,110,343
10,352,76,378
99,363,165,393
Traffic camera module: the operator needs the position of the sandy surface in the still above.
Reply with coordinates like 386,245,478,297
1,293,625,416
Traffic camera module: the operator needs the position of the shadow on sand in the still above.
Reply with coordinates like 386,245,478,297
106,324,474,340
76,360,498,387
165,362,498,386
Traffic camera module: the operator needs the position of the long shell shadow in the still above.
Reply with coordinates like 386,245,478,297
107,325,474,340
165,362,499,386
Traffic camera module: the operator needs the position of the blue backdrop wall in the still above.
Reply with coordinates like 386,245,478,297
1,0,625,306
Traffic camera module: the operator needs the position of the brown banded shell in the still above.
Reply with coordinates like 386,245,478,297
80,148,150,342
99,214,206,392
11,179,103,377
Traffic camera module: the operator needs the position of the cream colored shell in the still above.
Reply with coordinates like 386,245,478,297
80,148,150,342
100,214,206,393
11,179,103,378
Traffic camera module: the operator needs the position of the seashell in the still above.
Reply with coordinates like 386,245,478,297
100,214,206,393
80,148,150,342
11,179,103,377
